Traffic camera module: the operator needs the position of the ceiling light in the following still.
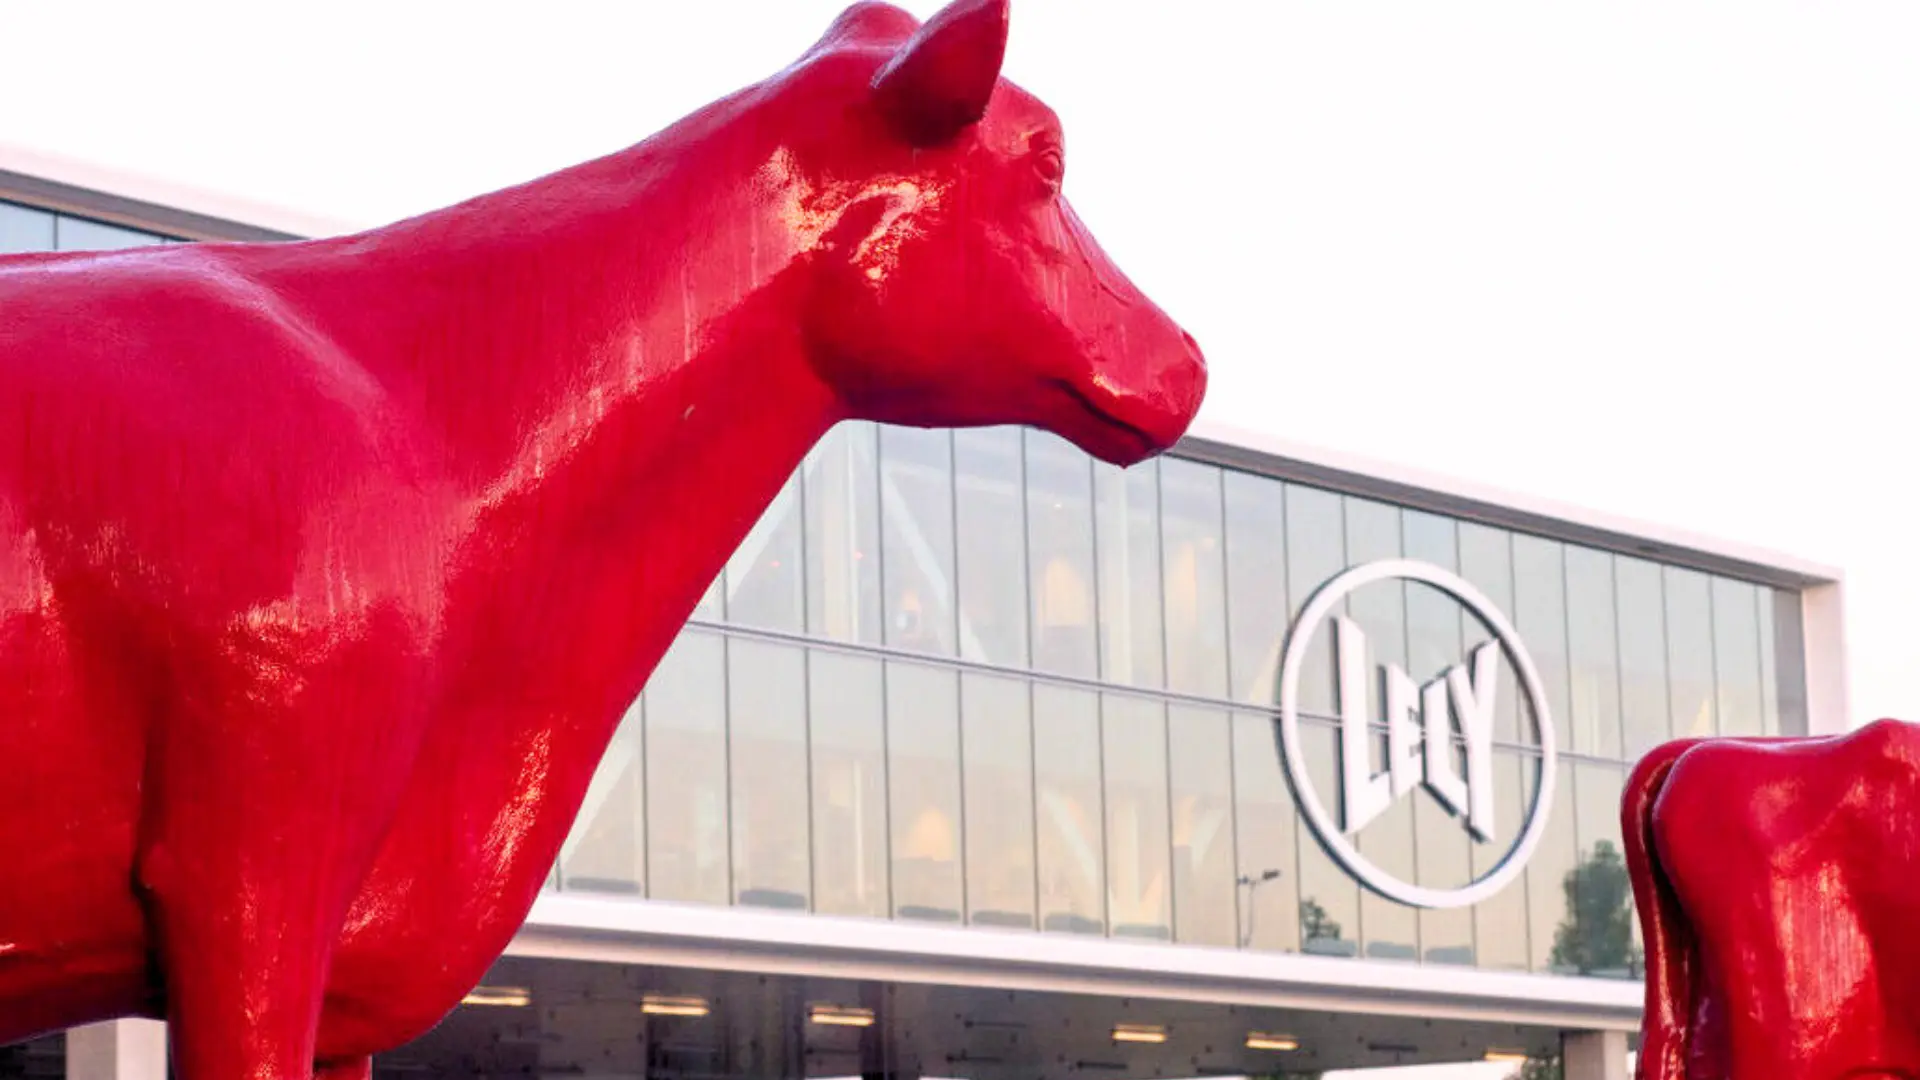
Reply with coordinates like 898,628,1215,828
642,994,710,1017
1110,1023,1168,1044
809,1004,876,1027
1245,1032,1300,1052
462,986,531,1008
1484,1049,1531,1064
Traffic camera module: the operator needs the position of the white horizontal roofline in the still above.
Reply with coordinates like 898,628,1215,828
1177,417,1842,590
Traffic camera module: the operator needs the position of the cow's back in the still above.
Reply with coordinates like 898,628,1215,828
1653,720,1920,1078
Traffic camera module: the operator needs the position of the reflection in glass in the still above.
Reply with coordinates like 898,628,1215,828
1103,695,1172,941
1094,459,1165,688
805,424,883,645
879,426,958,657
1231,712,1299,952
1403,513,1474,962
645,632,730,905
0,201,56,253
1170,707,1237,948
1712,578,1765,737
725,473,805,633
888,662,963,921
1224,472,1290,704
559,697,645,895
1565,764,1636,979
1297,722,1360,957
729,640,810,910
1034,685,1106,935
1027,430,1099,679
1512,535,1572,753
1161,459,1229,698
1565,547,1623,759
1527,752,1579,974
1665,568,1717,738
1285,486,1347,719
962,673,1037,929
1615,558,1671,759
954,428,1030,667
1458,524,1520,744
1473,753,1532,971
809,651,888,919
1759,595,1780,736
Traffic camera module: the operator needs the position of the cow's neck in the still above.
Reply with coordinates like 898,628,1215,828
301,94,849,912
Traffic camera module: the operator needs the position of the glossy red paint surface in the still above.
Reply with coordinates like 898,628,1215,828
1625,718,1920,1080
0,1,1205,1074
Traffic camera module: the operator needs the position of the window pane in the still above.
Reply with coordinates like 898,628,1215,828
1171,706,1237,948
1566,547,1624,759
1297,721,1361,957
1616,558,1672,759
1034,684,1105,935
1161,459,1228,698
1404,511,1473,964
725,474,805,633
1095,459,1165,688
809,651,888,919
1512,535,1572,754
888,662,962,922
1664,568,1717,738
954,428,1030,667
1473,752,1533,971
1712,578,1766,737
1343,498,1416,961
729,640,810,910
1103,695,1171,942
1565,764,1636,979
1224,471,1289,705
1027,430,1099,679
1527,753,1579,974
880,426,957,656
1284,485,1347,719
1458,524,1521,744
962,673,1036,930
805,424,883,645
559,697,645,896
645,631,730,905
1773,590,1810,735
1232,712,1299,952
0,201,55,253
54,215,164,251
1759,594,1780,736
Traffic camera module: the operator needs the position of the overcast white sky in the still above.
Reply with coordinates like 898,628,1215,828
5,2,1918,1072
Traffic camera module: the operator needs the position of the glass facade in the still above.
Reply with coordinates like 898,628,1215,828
1,199,176,254
3,191,1810,985
558,420,1811,982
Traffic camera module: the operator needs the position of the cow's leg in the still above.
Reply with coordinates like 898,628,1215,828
137,617,428,1080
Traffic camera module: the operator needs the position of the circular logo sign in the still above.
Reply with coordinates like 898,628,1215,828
1277,558,1557,909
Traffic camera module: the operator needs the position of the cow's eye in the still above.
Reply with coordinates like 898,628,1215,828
1035,147,1065,190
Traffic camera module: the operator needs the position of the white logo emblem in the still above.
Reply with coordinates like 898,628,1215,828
1277,559,1557,909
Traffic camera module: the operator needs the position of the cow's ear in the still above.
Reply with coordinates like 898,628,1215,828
870,0,1009,146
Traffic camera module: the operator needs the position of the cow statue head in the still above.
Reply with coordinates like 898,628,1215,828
761,0,1206,466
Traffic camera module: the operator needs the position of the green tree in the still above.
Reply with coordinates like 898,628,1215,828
1512,841,1643,1079
1300,897,1341,942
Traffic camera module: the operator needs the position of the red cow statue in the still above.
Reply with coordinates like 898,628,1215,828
1624,718,1920,1079
0,0,1206,1075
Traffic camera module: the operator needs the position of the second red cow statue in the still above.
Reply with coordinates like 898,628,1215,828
1626,718,1920,1080
0,0,1206,1076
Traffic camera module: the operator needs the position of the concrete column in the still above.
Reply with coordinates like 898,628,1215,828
1802,580,1852,734
66,1020,168,1080
1562,1030,1629,1080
